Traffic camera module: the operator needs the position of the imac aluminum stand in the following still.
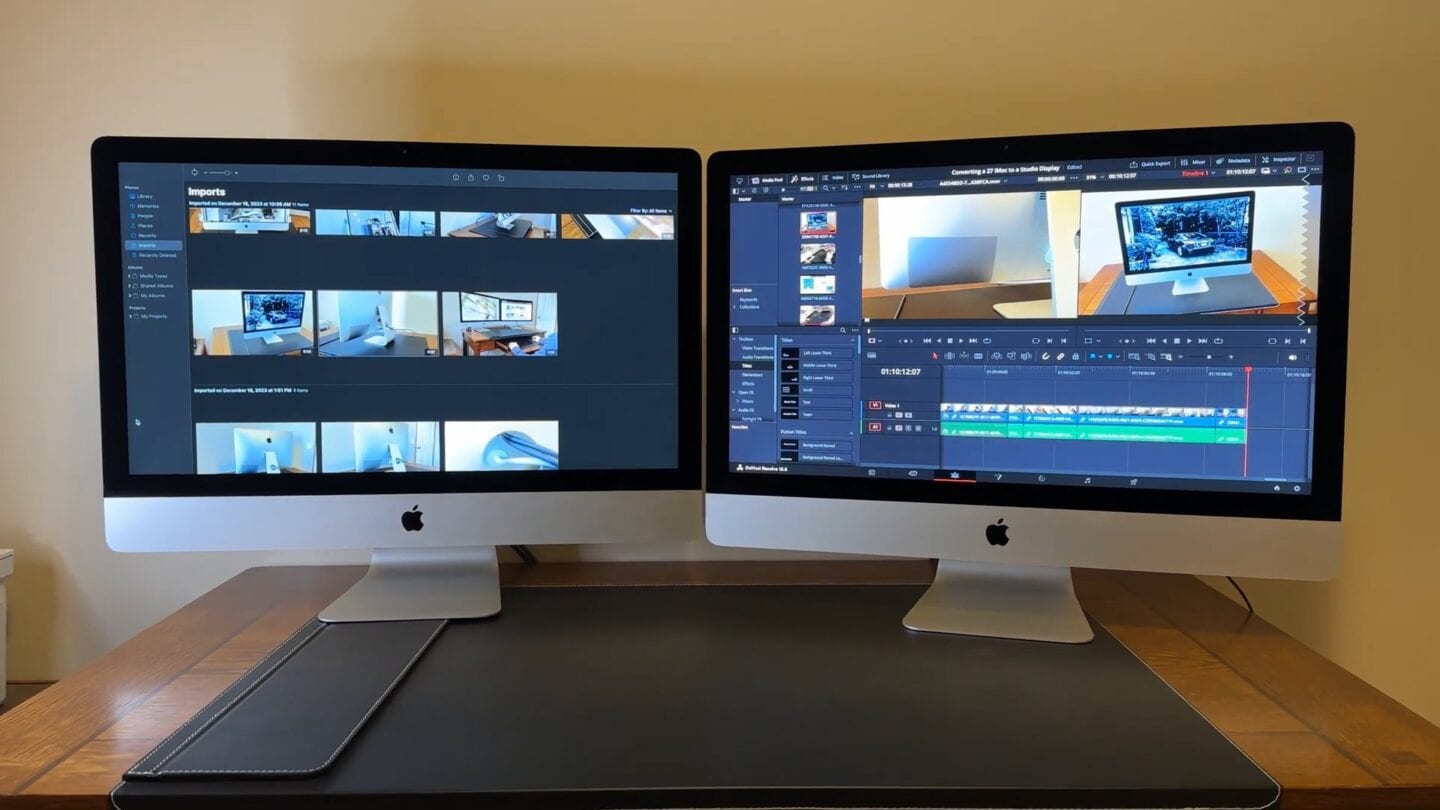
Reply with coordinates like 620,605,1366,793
903,560,1094,644
1171,276,1211,295
260,332,284,345
319,546,501,623
992,298,1055,318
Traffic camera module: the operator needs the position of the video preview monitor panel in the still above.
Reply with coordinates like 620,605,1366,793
708,123,1353,521
93,138,700,496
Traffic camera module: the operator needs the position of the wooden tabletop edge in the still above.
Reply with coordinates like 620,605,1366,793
2,560,1438,808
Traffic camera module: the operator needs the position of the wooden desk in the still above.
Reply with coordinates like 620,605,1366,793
861,280,1015,298
1080,250,1317,316
560,213,592,239
463,327,543,355
1,563,1437,808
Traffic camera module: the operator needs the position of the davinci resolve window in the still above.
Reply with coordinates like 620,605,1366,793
727,151,1325,494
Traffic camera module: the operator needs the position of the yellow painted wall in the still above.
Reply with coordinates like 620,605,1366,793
1,0,1438,725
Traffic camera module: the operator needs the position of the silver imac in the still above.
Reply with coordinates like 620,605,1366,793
240,290,306,345
94,136,701,623
707,123,1352,643
1117,191,1255,296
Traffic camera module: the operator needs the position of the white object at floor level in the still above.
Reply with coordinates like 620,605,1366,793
0,549,11,704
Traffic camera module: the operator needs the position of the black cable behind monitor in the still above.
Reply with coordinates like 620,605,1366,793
1225,576,1254,614
509,545,538,565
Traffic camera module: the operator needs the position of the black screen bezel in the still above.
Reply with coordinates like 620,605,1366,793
94,136,701,498
706,122,1353,522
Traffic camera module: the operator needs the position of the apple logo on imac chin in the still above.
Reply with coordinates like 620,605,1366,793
401,505,424,532
985,518,1009,547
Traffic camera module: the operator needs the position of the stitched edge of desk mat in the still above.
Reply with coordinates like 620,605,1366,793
125,618,446,780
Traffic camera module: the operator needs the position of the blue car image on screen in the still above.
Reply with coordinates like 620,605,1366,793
1168,232,1215,257
1117,193,1253,272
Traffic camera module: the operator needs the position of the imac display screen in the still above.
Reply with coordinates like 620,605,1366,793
110,155,682,479
1117,193,1254,273
242,291,306,333
723,143,1330,497
459,292,501,322
500,299,534,321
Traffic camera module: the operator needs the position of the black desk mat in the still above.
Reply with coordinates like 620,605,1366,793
469,217,532,237
126,619,444,779
1095,272,1278,315
115,584,1278,809
222,329,312,356
863,282,1053,321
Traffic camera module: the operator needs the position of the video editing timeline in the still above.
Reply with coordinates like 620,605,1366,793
730,324,1315,493
727,148,1324,495
118,162,680,475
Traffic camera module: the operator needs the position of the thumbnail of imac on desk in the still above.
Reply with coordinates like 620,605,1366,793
241,290,306,345
1116,191,1256,296
93,136,701,622
707,122,1353,643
